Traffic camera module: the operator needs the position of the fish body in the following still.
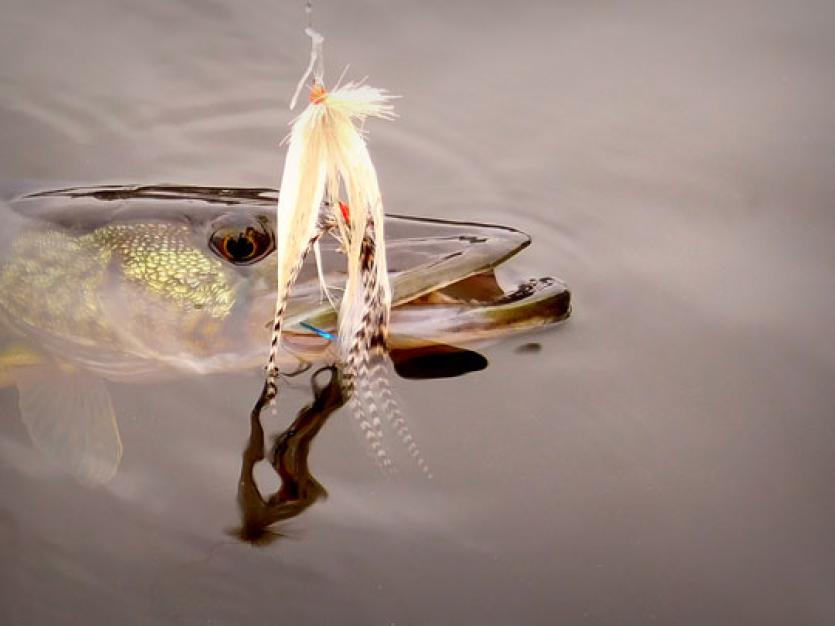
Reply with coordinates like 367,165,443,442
0,185,571,483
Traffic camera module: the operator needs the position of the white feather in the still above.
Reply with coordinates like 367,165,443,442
266,80,395,399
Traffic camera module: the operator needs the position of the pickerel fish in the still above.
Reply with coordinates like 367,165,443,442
0,185,570,484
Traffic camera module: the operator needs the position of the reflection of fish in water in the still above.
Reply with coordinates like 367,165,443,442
0,185,571,484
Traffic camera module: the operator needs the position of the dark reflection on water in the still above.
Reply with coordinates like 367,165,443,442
3,0,835,624
391,344,488,379
514,342,542,354
236,367,344,544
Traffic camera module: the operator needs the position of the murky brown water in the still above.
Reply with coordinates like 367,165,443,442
2,1,835,624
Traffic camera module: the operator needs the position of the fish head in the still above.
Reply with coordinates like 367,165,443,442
0,186,290,378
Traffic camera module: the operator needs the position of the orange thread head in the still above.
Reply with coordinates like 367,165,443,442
309,83,327,104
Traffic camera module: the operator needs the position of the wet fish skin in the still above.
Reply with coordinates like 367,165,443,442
1,189,284,378
1,185,565,380
0,184,570,485
0,223,235,350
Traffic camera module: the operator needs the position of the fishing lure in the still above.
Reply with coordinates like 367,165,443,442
265,24,393,398
262,16,429,474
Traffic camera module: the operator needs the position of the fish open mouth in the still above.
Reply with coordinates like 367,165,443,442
384,271,571,350
281,269,571,349
407,271,570,313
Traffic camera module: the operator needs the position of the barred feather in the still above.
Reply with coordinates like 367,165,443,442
266,39,413,471
265,227,324,401
350,375,395,473
371,364,433,479
266,80,394,403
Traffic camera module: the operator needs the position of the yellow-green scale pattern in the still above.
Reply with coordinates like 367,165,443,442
0,224,235,349
90,223,234,319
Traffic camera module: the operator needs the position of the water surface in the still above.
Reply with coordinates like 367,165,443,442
2,1,834,624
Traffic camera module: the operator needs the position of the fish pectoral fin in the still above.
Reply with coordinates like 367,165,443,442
0,343,45,388
17,370,123,486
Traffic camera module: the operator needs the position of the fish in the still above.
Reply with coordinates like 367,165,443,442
0,184,571,484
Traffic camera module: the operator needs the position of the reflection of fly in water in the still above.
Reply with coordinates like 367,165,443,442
237,366,346,544
0,185,571,485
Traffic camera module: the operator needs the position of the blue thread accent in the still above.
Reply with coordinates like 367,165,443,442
300,321,336,341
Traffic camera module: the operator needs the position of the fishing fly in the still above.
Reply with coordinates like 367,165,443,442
261,3,428,474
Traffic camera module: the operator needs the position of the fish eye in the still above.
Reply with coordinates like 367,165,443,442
209,217,274,265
